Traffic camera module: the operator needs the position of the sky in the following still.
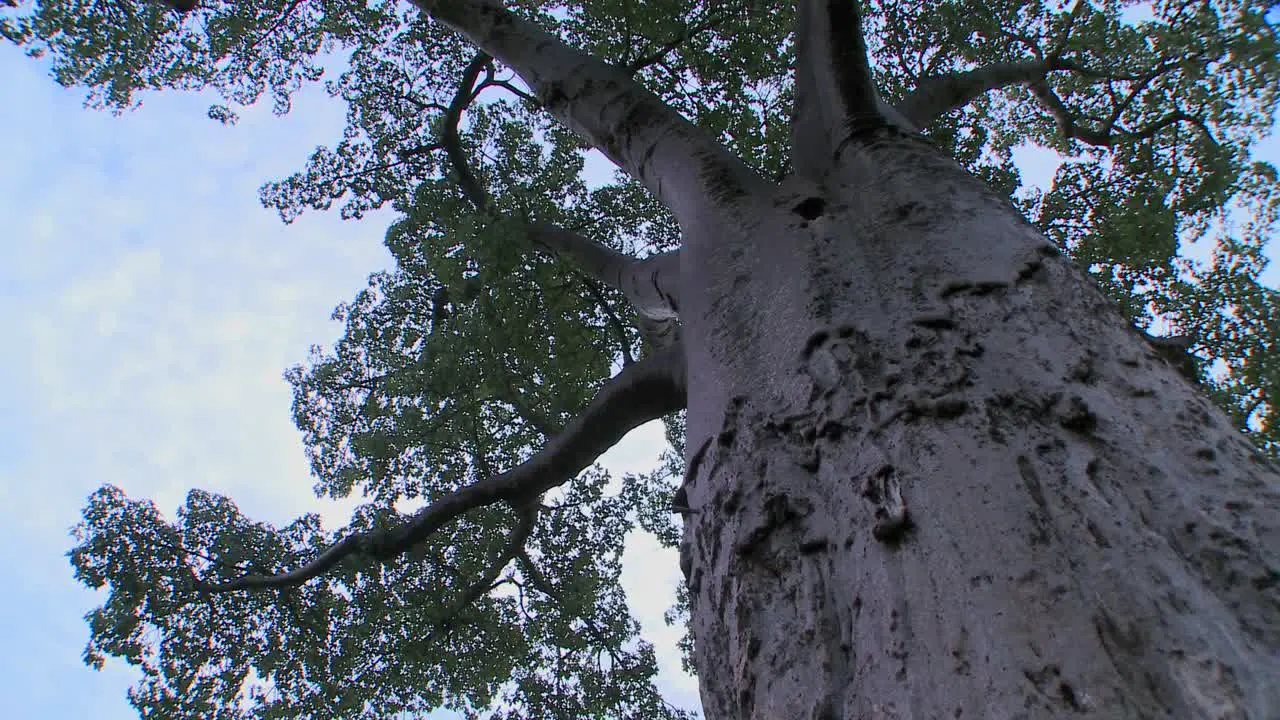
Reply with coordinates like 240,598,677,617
0,19,1277,720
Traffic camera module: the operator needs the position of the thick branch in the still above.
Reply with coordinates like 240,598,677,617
528,223,681,321
792,0,892,178
193,344,686,592
418,0,768,224
896,60,1065,128
892,0,1161,131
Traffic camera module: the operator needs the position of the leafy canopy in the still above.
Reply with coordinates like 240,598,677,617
4,0,1276,717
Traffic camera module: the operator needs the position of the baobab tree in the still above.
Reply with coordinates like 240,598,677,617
7,0,1278,717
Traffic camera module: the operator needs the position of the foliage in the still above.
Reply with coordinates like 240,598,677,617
3,0,1276,716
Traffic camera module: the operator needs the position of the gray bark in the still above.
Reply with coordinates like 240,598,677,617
676,135,1280,718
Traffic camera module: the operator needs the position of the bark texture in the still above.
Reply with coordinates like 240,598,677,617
676,132,1280,719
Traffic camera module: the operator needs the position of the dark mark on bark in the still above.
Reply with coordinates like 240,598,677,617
1016,455,1053,546
1057,395,1097,434
799,537,829,554
802,330,830,358
1068,353,1096,383
912,313,954,330
1017,257,1047,283
863,465,911,543
793,196,827,220
939,279,1010,298
893,201,922,221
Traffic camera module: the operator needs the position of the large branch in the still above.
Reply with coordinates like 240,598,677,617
792,0,896,178
895,60,1069,128
193,344,686,592
417,0,768,224
531,223,683,353
528,223,680,322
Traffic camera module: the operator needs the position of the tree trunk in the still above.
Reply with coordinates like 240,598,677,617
677,132,1280,719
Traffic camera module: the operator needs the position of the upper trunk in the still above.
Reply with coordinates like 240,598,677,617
421,0,767,227
677,131,1280,719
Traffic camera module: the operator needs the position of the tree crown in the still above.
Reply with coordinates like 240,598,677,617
5,0,1276,716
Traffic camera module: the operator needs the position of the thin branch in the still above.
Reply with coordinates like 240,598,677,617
322,148,438,189
625,13,727,74
479,78,536,104
1047,0,1090,63
409,503,539,647
517,551,625,666
240,0,303,57
442,52,494,212
1029,79,1215,148
149,534,251,575
399,142,444,158
193,345,686,592
395,93,448,114
494,381,559,437
573,271,637,366
1100,61,1184,131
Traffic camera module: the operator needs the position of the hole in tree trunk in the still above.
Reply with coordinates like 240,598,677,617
792,196,826,220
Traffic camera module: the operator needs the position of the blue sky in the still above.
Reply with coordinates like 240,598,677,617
1,26,1277,720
